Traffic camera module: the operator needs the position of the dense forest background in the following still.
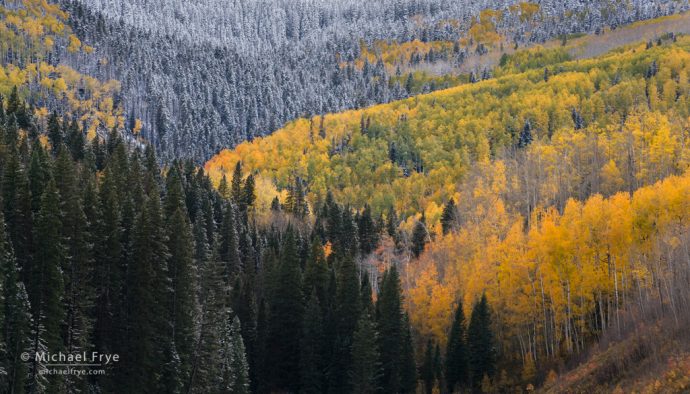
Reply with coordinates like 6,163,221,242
55,0,690,161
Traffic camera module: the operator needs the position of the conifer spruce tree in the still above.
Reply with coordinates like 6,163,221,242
0,209,31,393
164,167,197,382
421,339,435,394
266,227,303,392
229,316,250,394
300,292,325,393
467,295,496,388
377,265,414,393
349,311,382,394
328,255,361,393
400,314,417,393
411,219,428,258
123,188,170,393
446,301,469,392
28,179,66,393
231,161,243,203
440,198,459,235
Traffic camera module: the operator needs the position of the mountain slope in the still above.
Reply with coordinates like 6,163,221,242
206,33,690,223
64,0,688,161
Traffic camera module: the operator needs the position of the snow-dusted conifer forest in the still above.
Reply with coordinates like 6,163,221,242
62,0,687,161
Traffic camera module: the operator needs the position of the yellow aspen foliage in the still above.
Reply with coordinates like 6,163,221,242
67,34,81,52
133,119,143,134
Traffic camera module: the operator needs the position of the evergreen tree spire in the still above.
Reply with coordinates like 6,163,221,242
349,311,382,394
467,294,496,388
28,178,66,393
266,227,304,392
446,301,469,392
300,292,325,393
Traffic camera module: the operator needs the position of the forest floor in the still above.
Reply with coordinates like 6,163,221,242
541,316,690,393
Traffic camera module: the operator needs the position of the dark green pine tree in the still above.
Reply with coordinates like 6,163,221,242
411,219,428,258
231,161,243,203
93,166,125,363
47,112,63,155
53,148,94,391
2,148,32,274
400,314,418,393
339,208,359,258
163,166,197,383
300,292,325,394
360,273,373,315
266,227,304,392
349,311,382,394
218,174,230,199
421,339,436,394
122,187,170,393
386,207,398,237
228,316,250,393
190,244,228,392
28,142,49,214
28,179,66,393
285,177,309,218
4,114,19,148
358,204,379,255
303,238,328,305
253,298,268,394
517,119,533,149
467,294,496,388
440,198,459,235
0,208,32,393
377,265,416,393
446,300,469,393
327,255,361,393
219,202,242,277
66,119,85,161
241,173,256,210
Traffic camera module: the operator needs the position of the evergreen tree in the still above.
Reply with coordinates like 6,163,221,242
377,265,415,393
0,209,32,393
300,292,325,393
400,314,417,393
53,148,94,391
303,238,328,304
122,188,170,393
266,227,304,392
28,179,66,393
349,312,382,394
386,207,398,237
231,161,243,203
166,203,197,382
517,119,533,149
358,204,378,255
242,173,256,210
229,316,250,394
47,112,63,155
219,202,242,277
218,174,230,199
421,339,435,394
446,301,469,392
328,255,361,393
411,219,428,258
2,148,32,273
467,295,496,388
440,198,459,235
190,244,229,392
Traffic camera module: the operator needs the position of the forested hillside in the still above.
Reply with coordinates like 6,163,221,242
62,0,687,161
2,0,690,393
206,33,690,391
